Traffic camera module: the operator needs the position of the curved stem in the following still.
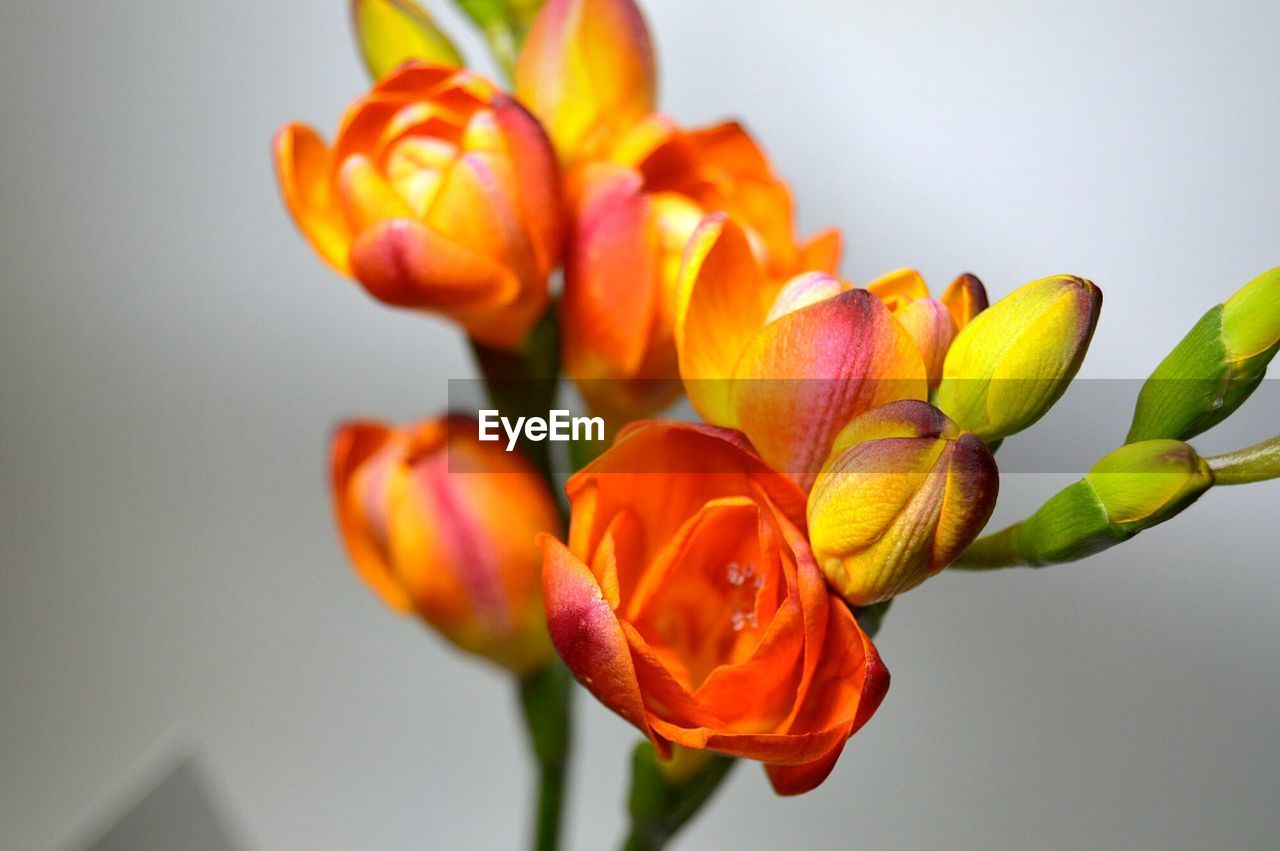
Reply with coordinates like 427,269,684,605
1206,434,1280,485
950,523,1027,570
519,660,573,851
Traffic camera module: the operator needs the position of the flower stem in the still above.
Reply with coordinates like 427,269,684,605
619,744,736,851
519,659,574,851
1205,434,1280,485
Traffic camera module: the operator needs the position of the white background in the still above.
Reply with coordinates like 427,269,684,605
2,0,1278,848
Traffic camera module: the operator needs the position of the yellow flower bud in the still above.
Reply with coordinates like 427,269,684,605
807,400,999,606
351,0,463,80
936,275,1101,443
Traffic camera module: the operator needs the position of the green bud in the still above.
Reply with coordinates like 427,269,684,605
352,0,464,81
1127,268,1280,443
961,440,1213,567
452,0,546,78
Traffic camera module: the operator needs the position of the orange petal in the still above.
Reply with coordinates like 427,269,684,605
337,154,415,232
730,289,929,487
940,272,989,328
274,123,353,273
865,267,930,311
797,228,842,275
674,214,777,425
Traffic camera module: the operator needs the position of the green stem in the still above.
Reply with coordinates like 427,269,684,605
949,524,1027,570
519,660,573,851
620,745,736,851
1205,434,1280,485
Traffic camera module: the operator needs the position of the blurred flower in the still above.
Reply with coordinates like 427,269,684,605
676,214,925,487
274,63,564,349
807,400,999,605
540,421,888,795
865,269,989,387
964,439,1212,566
1128,267,1280,442
331,414,561,673
935,275,1101,443
350,0,463,80
562,120,840,421
516,0,655,165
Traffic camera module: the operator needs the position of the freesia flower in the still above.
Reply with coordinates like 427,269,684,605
275,63,564,349
562,119,840,421
676,214,924,487
331,414,561,674
540,420,888,795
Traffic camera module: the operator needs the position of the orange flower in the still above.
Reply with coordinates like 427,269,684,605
516,0,656,166
866,269,988,387
540,421,888,794
676,215,925,487
562,118,841,421
275,63,564,349
331,414,561,674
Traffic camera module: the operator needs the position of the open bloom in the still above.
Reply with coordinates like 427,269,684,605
274,63,563,349
676,214,924,486
808,401,999,605
331,414,561,674
541,421,888,794
562,120,841,420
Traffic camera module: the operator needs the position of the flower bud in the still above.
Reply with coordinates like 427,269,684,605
1127,267,1280,442
351,0,463,80
936,275,1102,443
515,0,655,165
968,440,1213,566
865,270,989,388
807,400,999,606
330,415,561,673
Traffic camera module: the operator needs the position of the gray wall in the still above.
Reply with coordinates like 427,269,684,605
2,0,1278,848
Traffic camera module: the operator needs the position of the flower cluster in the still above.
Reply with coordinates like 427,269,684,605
274,0,1280,833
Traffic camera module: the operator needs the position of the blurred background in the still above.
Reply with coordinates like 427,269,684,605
2,0,1278,848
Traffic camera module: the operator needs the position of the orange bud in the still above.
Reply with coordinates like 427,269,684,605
274,64,564,350
808,401,999,605
515,0,656,165
331,415,561,673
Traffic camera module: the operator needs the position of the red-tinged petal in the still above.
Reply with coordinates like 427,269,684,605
675,214,778,426
541,535,656,741
350,218,521,312
491,96,565,278
561,164,657,380
940,272,989,328
274,123,353,273
730,289,929,487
